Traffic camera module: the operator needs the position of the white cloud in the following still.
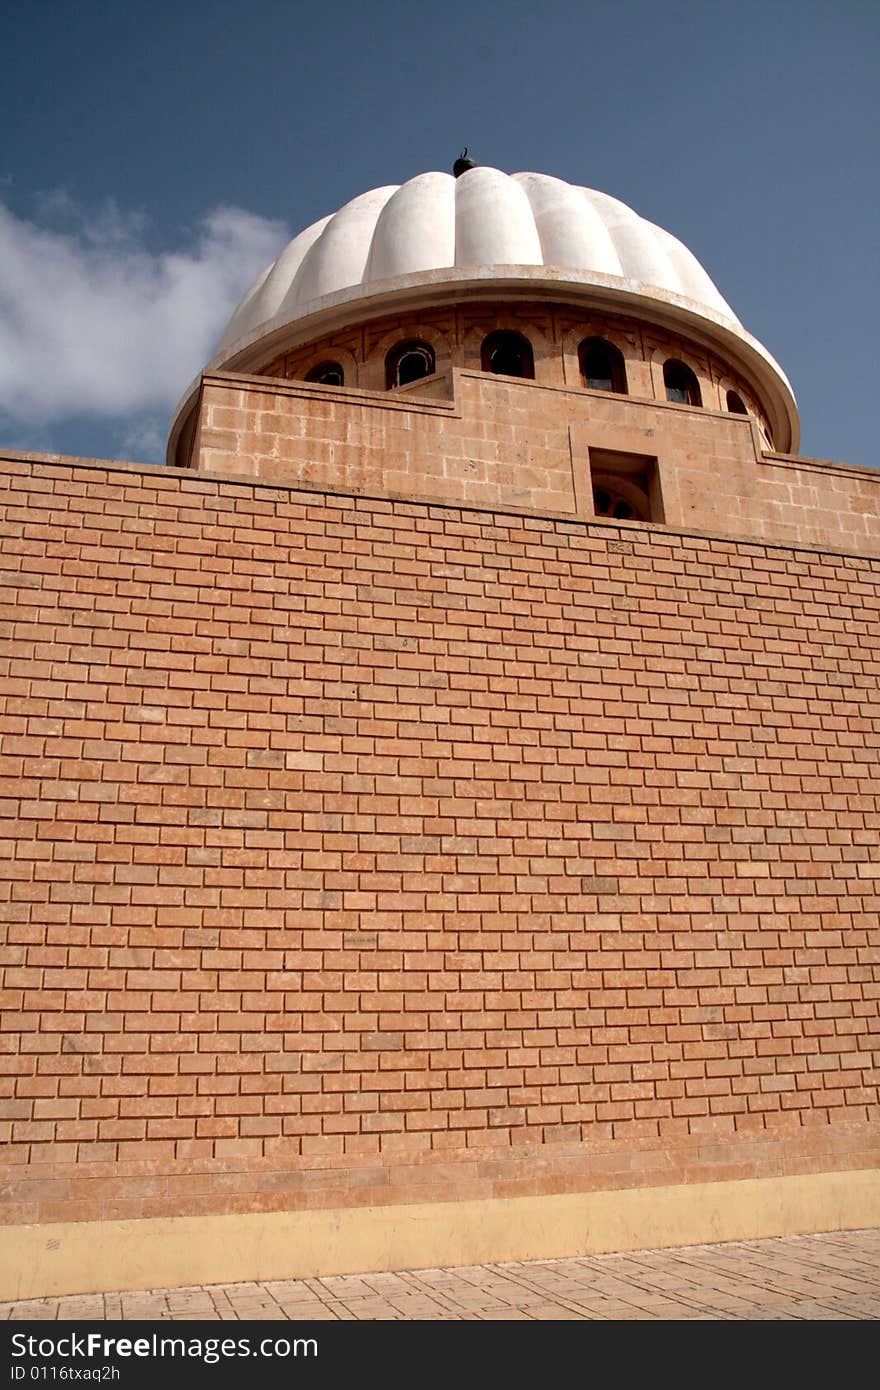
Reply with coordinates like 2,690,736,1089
0,198,288,434
116,412,168,464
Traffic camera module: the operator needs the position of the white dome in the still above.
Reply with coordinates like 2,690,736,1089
217,168,740,356
168,166,800,462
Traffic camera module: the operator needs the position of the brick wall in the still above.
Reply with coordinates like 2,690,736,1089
1,455,878,1226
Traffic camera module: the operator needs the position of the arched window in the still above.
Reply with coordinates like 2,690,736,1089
305,361,344,387
386,340,435,389
726,389,748,415
579,337,627,394
663,359,701,406
480,330,535,379
592,480,649,523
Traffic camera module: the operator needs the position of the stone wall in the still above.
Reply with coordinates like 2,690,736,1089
191,369,879,555
256,300,770,436
1,454,878,1232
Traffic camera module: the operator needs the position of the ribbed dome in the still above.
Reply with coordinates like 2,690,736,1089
218,168,739,357
168,166,800,463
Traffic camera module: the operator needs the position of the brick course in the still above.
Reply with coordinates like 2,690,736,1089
0,455,878,1226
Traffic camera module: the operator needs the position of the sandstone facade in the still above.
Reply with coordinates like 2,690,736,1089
2,165,878,1295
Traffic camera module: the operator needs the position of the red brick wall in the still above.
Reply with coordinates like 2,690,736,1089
1,455,878,1226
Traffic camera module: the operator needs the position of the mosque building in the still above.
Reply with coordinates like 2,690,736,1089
1,161,878,1298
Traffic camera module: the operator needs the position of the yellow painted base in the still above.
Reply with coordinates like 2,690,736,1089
2,1168,878,1302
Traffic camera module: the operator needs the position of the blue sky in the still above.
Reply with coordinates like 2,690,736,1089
1,0,877,468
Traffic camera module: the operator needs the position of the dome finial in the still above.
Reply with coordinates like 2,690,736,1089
453,147,478,178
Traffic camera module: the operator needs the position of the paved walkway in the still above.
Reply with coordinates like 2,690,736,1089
3,1230,878,1320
